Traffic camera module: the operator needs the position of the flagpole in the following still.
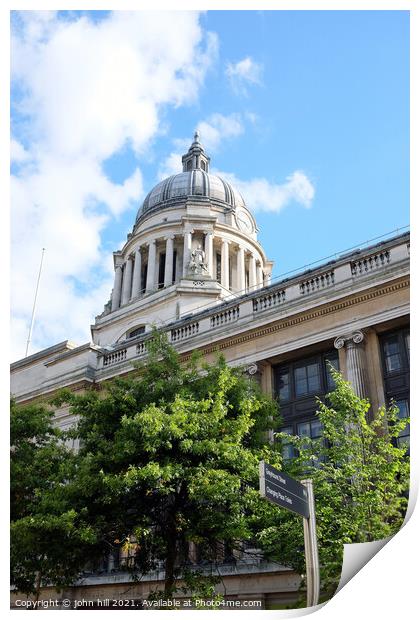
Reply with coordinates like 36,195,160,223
25,248,46,357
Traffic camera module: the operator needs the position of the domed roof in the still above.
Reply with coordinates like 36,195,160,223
136,132,246,223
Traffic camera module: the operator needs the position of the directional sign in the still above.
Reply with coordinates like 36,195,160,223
259,461,310,519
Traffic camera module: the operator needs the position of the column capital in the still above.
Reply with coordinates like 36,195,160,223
334,330,365,350
148,239,156,246
164,234,175,241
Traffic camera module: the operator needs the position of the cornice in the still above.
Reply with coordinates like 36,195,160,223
180,276,410,359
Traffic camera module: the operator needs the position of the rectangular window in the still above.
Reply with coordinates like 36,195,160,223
277,368,290,402
297,419,324,466
273,350,338,461
395,399,410,449
325,354,339,391
379,328,410,450
405,333,410,360
297,419,323,440
383,336,402,373
280,426,295,461
294,361,321,397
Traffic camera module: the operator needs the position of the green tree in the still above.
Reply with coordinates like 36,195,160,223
275,369,410,599
54,332,282,600
10,399,98,600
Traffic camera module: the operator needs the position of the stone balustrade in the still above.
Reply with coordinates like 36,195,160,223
299,270,335,295
350,250,390,276
136,342,146,356
103,349,127,367
210,305,240,328
171,322,200,343
253,289,286,312
97,234,409,371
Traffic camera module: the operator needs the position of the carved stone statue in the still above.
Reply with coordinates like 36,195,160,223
188,245,208,275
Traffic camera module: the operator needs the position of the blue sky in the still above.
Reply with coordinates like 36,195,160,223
10,10,409,359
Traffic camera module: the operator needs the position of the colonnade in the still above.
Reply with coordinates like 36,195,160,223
111,231,268,311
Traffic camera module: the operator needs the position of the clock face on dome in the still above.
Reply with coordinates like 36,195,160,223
235,208,254,234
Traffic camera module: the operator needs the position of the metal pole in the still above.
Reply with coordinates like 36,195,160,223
25,248,46,357
301,479,320,607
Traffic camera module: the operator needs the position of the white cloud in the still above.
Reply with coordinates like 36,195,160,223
10,11,217,360
11,139,31,163
197,112,244,152
215,170,315,213
226,56,263,95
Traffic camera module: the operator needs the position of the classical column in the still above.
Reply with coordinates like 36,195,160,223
236,245,245,292
145,240,156,293
121,257,133,306
248,254,257,291
256,262,263,289
131,246,142,300
111,264,123,311
183,230,192,277
264,270,272,286
204,231,214,278
164,236,174,287
334,330,369,398
221,239,230,289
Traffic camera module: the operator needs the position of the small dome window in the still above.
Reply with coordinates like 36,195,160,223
127,325,145,339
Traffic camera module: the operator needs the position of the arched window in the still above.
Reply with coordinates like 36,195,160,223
126,325,145,339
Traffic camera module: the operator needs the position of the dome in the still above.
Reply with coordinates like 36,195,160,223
136,132,246,223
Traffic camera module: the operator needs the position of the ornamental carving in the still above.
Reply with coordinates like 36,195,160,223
334,330,365,350
188,245,208,276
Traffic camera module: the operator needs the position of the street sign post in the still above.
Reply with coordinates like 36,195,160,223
259,461,320,608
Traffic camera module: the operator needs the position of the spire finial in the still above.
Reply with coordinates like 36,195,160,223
181,129,210,172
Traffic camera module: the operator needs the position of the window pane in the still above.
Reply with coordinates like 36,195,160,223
386,354,402,373
277,369,290,402
311,419,323,439
295,367,306,381
395,399,409,419
297,421,311,437
384,338,402,372
395,399,410,449
405,333,410,360
280,426,294,460
325,355,339,390
307,363,319,378
295,378,308,397
307,368,321,392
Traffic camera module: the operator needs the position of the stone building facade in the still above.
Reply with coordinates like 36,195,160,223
10,134,410,609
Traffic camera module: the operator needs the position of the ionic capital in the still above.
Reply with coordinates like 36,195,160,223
334,330,365,350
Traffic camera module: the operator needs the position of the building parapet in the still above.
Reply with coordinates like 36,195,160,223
97,232,409,371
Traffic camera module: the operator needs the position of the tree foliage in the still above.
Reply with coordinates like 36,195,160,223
53,332,282,598
275,368,410,598
10,399,98,597
11,341,409,606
